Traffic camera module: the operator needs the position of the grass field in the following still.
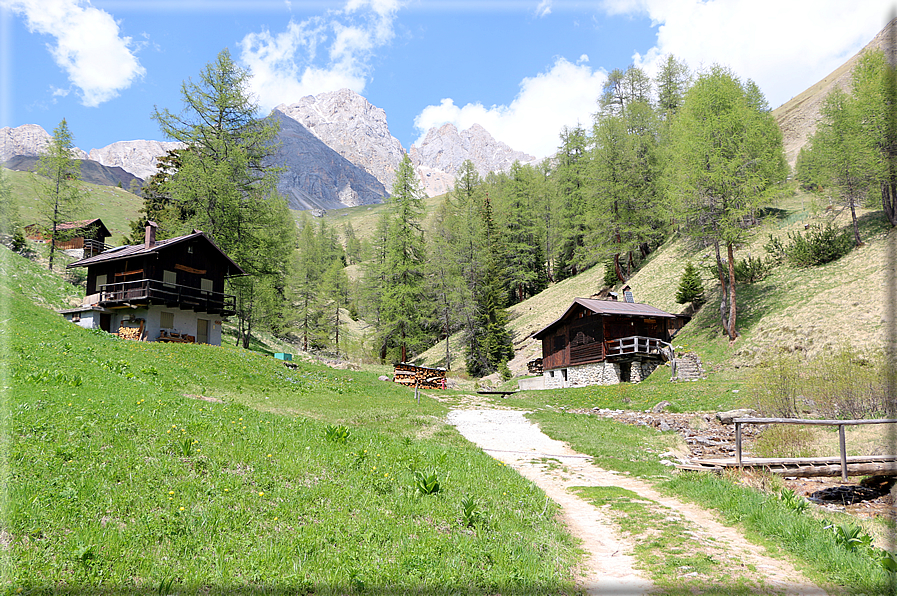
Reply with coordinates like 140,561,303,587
1,247,579,594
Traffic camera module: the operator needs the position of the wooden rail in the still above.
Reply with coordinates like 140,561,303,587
605,336,669,358
99,279,236,316
734,417,897,482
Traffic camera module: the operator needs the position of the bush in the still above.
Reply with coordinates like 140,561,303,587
733,255,770,284
765,223,854,268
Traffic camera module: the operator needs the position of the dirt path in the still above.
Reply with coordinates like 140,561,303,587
446,407,829,596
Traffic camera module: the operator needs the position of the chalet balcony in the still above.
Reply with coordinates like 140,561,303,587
98,279,236,316
605,336,671,361
83,238,114,257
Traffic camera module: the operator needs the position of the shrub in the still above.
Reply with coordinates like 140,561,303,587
733,255,770,284
765,223,854,268
754,424,815,458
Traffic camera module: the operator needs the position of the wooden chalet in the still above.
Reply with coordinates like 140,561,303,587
24,218,112,257
62,222,245,345
533,298,686,388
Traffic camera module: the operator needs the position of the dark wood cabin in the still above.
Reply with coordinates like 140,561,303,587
534,298,686,372
25,218,112,257
68,223,245,318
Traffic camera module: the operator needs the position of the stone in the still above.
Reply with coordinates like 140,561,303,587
659,420,672,432
652,400,672,413
716,408,758,424
378,375,390,382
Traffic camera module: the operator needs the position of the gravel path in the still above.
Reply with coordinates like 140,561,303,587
447,407,829,596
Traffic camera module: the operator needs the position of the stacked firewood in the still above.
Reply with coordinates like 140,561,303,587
527,358,543,375
393,363,446,389
118,323,144,341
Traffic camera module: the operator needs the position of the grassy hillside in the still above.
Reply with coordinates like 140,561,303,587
4,166,143,246
418,186,894,381
0,246,579,594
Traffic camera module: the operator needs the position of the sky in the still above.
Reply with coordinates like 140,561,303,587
1,0,895,161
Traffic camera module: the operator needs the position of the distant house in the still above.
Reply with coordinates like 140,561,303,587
61,222,245,345
24,218,112,258
532,298,687,388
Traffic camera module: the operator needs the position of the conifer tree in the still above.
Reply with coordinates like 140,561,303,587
34,118,86,271
379,154,428,363
675,262,705,307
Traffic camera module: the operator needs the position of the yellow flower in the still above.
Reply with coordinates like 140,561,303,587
258,491,264,496
179,507,185,511
267,454,272,458
169,490,174,495
224,488,229,492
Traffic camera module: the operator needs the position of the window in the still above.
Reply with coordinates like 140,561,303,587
201,278,214,294
160,312,174,329
163,270,177,288
95,274,107,292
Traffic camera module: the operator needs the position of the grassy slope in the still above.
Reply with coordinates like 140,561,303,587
5,167,143,246
1,247,578,594
418,187,894,387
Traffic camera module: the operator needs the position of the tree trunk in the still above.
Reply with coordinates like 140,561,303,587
882,180,897,227
713,240,729,335
614,253,625,282
444,307,451,371
849,196,862,246
726,242,738,342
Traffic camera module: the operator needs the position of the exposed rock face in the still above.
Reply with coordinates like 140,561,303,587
410,123,537,196
89,140,183,181
270,110,387,211
276,89,406,192
1,124,88,161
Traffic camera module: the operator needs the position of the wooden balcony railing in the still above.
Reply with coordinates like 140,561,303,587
99,279,236,316
83,238,114,257
605,336,670,359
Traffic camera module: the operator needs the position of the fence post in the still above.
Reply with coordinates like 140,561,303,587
735,421,742,468
838,424,848,483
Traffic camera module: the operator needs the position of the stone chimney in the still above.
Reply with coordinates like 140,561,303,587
144,221,157,249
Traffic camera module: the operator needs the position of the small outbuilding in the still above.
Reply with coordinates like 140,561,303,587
533,298,687,388
24,218,112,258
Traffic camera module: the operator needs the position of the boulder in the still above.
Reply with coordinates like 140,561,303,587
378,375,391,382
652,400,672,413
716,408,758,425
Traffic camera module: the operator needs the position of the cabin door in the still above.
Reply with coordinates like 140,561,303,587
196,318,209,344
100,313,111,333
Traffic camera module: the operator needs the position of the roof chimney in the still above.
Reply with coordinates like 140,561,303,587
144,221,157,249
622,285,634,303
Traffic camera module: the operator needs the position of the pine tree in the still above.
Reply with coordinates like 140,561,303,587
34,118,86,271
675,262,705,307
151,49,294,348
379,154,429,363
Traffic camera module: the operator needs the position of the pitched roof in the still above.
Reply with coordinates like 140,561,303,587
25,218,111,237
534,298,677,339
66,230,245,276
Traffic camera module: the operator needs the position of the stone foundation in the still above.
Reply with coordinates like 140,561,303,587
543,359,662,388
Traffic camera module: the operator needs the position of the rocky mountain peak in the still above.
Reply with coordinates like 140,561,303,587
409,122,537,196
275,89,406,191
1,124,89,162
89,140,183,181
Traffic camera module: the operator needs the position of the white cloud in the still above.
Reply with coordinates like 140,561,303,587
3,0,145,107
240,0,400,111
414,56,606,159
535,0,552,17
608,0,893,109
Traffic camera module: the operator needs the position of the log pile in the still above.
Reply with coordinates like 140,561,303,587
527,358,543,375
118,321,144,341
393,363,446,389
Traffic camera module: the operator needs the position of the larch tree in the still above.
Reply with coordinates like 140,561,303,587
552,125,589,280
379,154,429,363
151,48,294,348
667,65,787,341
34,118,86,271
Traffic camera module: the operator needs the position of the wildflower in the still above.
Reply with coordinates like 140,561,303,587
179,507,185,511
258,491,264,496
169,490,174,495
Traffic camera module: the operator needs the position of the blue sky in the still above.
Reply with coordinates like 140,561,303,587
1,0,895,161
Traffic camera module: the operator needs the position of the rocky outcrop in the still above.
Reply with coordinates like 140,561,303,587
409,123,537,196
1,124,88,161
270,110,387,211
275,89,406,192
89,140,182,181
